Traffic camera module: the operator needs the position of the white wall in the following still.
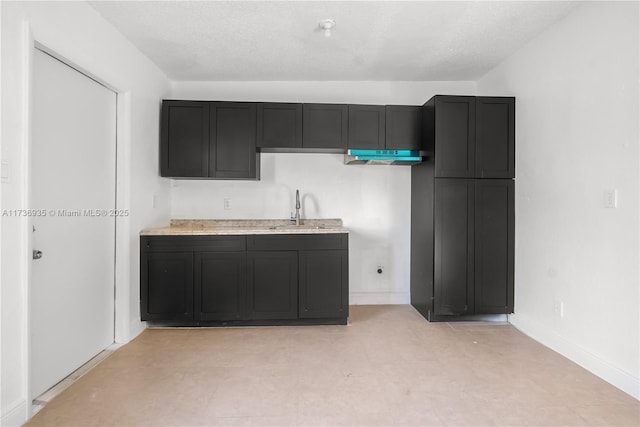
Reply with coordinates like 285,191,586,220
170,81,476,305
0,2,171,425
478,2,639,398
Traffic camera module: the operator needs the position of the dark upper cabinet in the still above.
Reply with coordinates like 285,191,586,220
475,97,515,178
430,96,476,178
348,105,386,150
195,252,247,321
247,251,298,320
160,100,258,180
385,105,422,150
160,101,209,177
299,250,348,319
474,179,514,314
257,103,303,149
210,102,258,179
425,95,515,179
303,104,348,150
141,252,194,321
433,179,474,316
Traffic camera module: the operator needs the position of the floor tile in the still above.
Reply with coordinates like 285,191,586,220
26,305,639,427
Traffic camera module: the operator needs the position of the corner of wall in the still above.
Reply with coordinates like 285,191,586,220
1,399,28,427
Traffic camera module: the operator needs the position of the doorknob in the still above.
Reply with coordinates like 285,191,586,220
33,250,43,260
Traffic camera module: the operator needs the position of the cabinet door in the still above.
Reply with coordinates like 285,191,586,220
160,101,209,177
348,105,386,150
385,105,422,150
299,250,348,319
474,179,514,314
434,96,475,178
210,102,258,179
247,251,298,319
303,104,348,149
195,252,247,321
257,103,302,149
141,252,194,321
475,97,515,178
434,179,474,315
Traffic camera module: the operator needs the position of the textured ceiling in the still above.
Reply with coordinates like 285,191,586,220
89,1,579,81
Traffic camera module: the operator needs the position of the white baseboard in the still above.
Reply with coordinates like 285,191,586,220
350,291,410,305
509,313,640,400
1,399,27,427
124,319,146,343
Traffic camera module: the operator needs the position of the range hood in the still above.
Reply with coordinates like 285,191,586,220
344,149,422,165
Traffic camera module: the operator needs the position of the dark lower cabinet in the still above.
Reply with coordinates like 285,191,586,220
247,251,298,320
474,179,514,314
433,178,514,317
411,171,514,321
434,179,474,316
141,252,194,321
299,250,349,318
195,252,246,321
140,233,348,325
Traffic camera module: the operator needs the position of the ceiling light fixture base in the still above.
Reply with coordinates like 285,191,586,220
319,19,336,38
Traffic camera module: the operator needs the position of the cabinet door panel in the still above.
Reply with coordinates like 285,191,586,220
385,105,422,150
348,105,385,149
474,180,514,314
210,102,258,179
257,103,302,149
141,252,194,321
434,96,475,178
160,101,209,177
195,252,247,321
299,250,348,318
434,179,474,315
247,251,298,319
303,104,348,149
476,97,515,178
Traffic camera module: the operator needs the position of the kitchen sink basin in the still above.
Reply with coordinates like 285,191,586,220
268,224,328,230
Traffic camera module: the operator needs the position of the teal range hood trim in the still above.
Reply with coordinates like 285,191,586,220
345,149,422,165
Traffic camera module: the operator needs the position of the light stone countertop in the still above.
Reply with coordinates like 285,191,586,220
140,219,347,236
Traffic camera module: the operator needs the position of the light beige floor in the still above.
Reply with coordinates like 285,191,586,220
26,305,639,427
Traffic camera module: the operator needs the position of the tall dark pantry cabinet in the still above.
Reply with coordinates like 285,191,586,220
411,95,515,321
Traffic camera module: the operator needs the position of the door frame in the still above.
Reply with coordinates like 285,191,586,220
23,35,133,416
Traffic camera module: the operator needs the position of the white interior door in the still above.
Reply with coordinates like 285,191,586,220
31,49,117,399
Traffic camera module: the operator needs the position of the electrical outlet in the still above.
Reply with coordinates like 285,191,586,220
604,189,618,208
1,160,9,183
223,198,231,210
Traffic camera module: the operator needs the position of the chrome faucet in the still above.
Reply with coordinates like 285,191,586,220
291,189,301,226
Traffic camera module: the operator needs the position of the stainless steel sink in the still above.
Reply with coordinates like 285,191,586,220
268,224,328,230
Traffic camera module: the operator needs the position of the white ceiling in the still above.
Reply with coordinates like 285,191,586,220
89,1,580,81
